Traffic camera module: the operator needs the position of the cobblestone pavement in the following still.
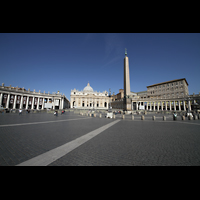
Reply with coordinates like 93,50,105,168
1,112,200,166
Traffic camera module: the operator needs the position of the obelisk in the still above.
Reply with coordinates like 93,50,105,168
124,48,132,111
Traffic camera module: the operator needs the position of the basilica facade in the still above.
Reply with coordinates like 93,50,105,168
70,82,109,109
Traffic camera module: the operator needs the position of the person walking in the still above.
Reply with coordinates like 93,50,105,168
19,109,22,115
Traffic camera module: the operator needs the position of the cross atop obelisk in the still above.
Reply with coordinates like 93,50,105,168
125,48,127,56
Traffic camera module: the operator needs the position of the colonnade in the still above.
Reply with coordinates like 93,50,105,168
133,100,191,111
0,92,65,110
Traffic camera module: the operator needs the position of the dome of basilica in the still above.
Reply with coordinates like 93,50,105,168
83,82,93,92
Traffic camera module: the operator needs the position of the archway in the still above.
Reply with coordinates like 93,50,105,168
73,101,76,107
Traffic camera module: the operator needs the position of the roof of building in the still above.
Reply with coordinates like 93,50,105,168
147,78,189,88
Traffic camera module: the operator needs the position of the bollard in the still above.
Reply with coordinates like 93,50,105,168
188,115,193,120
163,116,166,121
131,115,134,120
99,113,102,118
94,113,96,117
152,116,156,120
113,114,115,119
182,116,185,120
122,114,125,119
194,115,198,120
141,115,144,120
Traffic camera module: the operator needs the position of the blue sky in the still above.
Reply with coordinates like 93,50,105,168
0,33,200,100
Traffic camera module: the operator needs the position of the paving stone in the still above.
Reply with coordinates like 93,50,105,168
1,112,200,166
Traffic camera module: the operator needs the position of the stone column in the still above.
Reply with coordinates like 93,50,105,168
0,93,3,106
136,102,138,110
20,95,23,109
174,101,176,111
178,101,181,111
80,98,82,108
53,99,56,110
26,96,29,109
70,99,73,108
13,95,17,109
149,102,151,111
153,102,155,111
31,97,34,109
165,101,167,110
37,97,40,109
183,101,186,111
161,101,163,111
6,93,10,108
188,100,191,111
169,101,172,111
157,102,159,111
61,98,64,109
42,98,45,110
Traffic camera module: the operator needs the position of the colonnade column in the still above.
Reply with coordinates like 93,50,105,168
36,98,39,109
61,98,64,109
42,98,45,110
13,95,17,109
53,99,56,110
161,101,163,111
31,97,34,109
26,96,29,109
20,95,23,109
188,100,191,111
0,93,3,106
174,101,176,111
6,94,10,108
178,101,181,111
169,101,171,111
183,101,186,111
